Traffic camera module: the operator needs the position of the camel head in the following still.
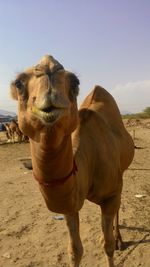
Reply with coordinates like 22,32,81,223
10,55,79,143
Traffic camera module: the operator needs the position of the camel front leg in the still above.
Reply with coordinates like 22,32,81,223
65,212,83,267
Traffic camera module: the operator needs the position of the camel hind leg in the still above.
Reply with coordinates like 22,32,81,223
65,212,83,267
113,210,124,250
101,213,115,267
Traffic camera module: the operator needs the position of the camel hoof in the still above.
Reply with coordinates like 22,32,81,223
115,239,125,251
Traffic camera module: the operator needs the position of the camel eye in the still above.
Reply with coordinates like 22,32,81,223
15,79,23,90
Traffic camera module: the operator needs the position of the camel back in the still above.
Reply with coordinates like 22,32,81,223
78,85,134,171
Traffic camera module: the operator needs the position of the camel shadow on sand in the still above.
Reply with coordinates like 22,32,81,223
119,224,150,249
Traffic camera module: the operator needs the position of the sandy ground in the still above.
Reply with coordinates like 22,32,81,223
0,124,150,267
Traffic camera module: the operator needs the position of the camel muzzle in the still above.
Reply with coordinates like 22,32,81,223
32,103,67,123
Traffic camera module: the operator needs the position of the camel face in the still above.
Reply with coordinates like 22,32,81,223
31,71,70,123
11,56,79,139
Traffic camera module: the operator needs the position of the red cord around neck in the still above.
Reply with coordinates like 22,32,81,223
33,159,78,187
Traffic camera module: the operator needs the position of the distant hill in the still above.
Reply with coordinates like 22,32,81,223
0,109,17,122
0,109,16,117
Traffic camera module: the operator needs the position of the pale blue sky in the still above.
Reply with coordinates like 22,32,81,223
0,0,150,113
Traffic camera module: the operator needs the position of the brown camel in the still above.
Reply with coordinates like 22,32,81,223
10,55,134,267
4,120,23,143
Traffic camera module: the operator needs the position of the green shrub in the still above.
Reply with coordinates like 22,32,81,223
122,106,150,119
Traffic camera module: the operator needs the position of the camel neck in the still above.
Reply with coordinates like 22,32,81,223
29,134,80,213
30,135,74,183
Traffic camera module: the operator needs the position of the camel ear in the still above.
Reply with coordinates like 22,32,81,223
10,73,29,100
68,73,80,101
10,82,18,100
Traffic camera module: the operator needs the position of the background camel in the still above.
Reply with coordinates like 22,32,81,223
4,120,23,143
10,55,134,267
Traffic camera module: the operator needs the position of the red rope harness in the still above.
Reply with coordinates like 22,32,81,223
33,160,78,187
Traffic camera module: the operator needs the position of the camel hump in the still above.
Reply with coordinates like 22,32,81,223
80,85,118,109
80,85,121,115
79,85,124,128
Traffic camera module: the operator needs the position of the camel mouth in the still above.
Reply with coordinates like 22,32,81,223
41,106,55,113
32,105,64,123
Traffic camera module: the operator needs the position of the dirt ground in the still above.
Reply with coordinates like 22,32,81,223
0,122,150,267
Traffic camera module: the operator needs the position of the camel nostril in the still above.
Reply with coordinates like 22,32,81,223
32,97,36,103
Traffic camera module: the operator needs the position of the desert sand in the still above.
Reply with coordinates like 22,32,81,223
0,121,150,267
